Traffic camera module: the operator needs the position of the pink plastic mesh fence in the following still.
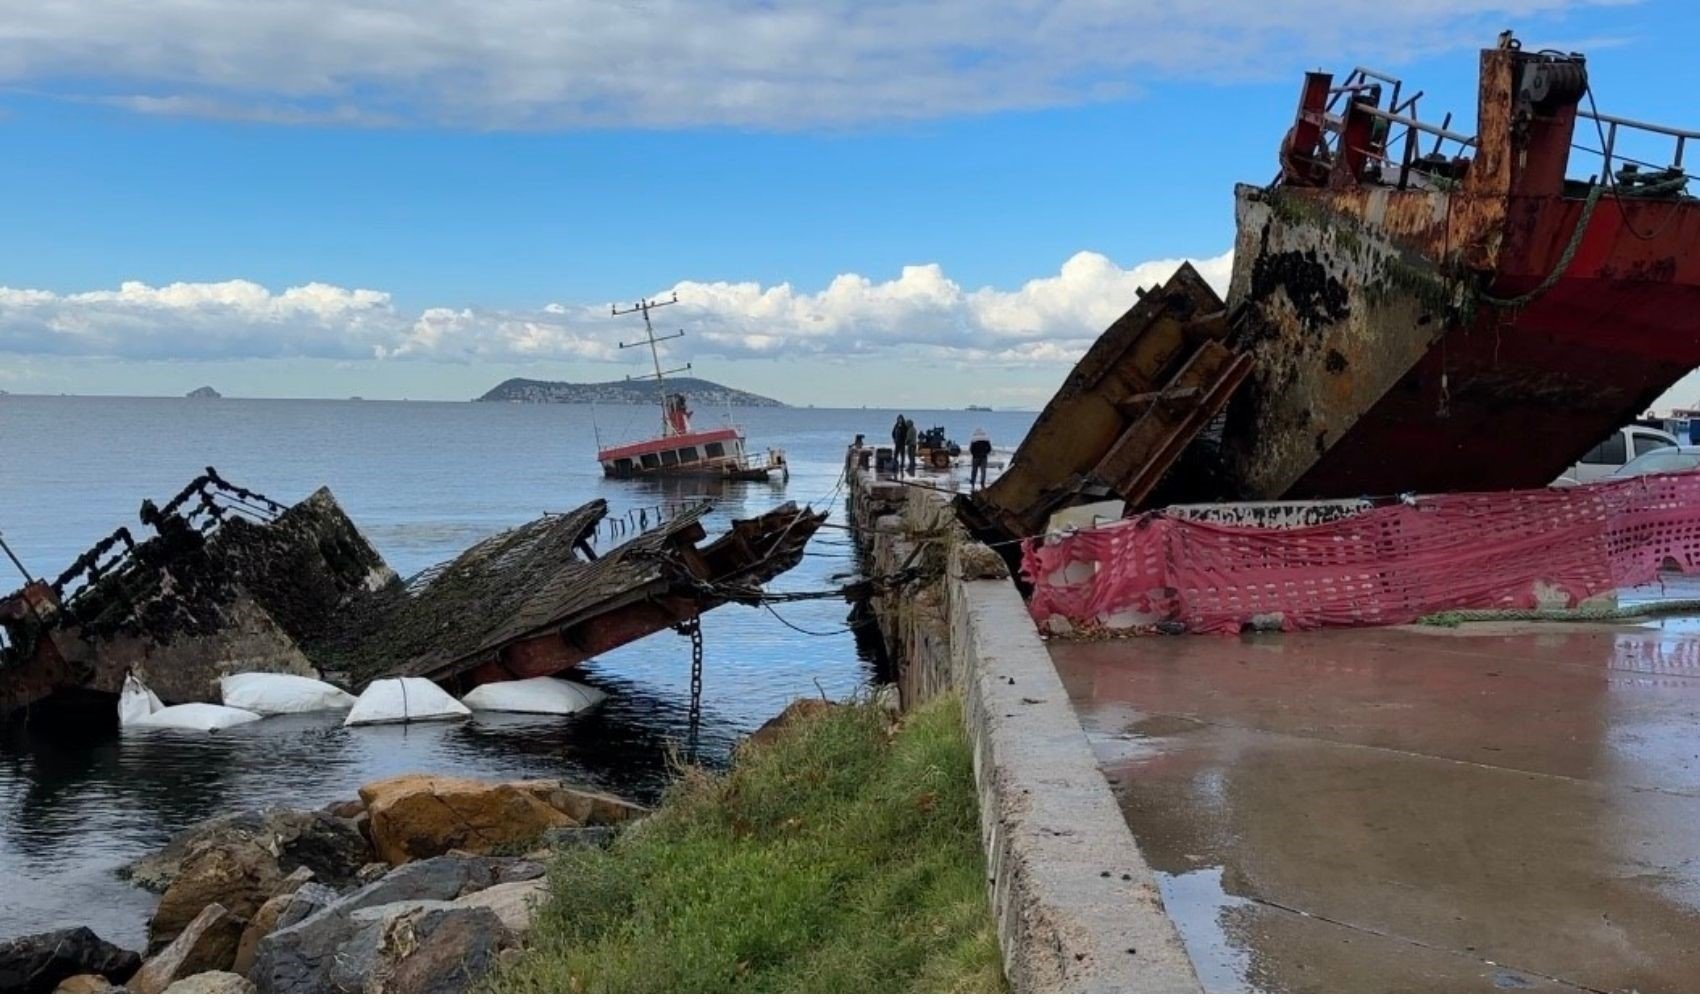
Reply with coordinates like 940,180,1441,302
1023,472,1700,634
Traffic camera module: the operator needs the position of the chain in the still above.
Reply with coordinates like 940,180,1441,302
686,615,703,758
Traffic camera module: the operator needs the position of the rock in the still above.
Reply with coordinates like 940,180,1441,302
0,927,141,992
956,540,1011,581
451,879,548,936
358,774,584,864
514,781,649,826
54,973,114,993
246,809,370,888
148,839,280,952
127,904,242,994
124,807,369,895
324,799,364,820
332,904,514,993
232,893,289,978
744,698,834,750
275,883,338,930
248,856,541,993
385,906,514,993
163,970,254,993
124,817,262,892
354,862,390,884
540,824,619,851
277,866,315,893
351,855,544,909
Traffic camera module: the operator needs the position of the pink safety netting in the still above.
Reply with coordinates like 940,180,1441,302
1022,472,1700,634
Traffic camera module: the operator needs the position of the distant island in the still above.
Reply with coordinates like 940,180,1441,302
186,386,223,399
476,377,785,407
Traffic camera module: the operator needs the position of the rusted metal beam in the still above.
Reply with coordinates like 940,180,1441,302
1091,342,1254,506
958,264,1247,544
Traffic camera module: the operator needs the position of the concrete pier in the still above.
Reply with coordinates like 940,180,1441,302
849,439,1700,992
845,452,1200,992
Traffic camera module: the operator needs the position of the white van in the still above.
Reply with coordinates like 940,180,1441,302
1554,425,1680,485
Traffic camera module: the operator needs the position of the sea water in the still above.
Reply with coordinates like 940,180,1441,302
0,395,1034,946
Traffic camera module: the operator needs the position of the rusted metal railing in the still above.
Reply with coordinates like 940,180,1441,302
1576,109,1700,182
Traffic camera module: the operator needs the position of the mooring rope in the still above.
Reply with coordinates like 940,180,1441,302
1417,598,1700,627
1477,182,1605,310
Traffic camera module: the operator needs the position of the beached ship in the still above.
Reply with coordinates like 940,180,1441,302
596,295,787,481
1221,33,1700,500
963,34,1700,544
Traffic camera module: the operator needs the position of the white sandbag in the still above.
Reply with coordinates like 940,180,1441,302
119,675,260,732
221,672,356,715
343,677,471,727
131,702,262,732
118,675,165,726
462,676,607,716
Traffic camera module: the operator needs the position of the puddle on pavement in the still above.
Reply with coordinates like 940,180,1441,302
1152,866,1257,992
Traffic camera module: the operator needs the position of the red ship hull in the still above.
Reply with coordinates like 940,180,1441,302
1219,42,1700,500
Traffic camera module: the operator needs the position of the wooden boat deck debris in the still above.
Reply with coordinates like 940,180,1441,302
319,498,825,690
0,469,824,714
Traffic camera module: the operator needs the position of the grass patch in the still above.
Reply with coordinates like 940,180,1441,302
493,694,1004,993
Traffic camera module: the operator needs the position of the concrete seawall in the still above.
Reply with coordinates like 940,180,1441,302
846,460,1198,992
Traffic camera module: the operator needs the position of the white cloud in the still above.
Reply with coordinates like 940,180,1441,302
2,1,1616,128
0,250,1232,369
672,250,1233,364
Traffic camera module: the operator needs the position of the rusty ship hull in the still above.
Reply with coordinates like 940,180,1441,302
1227,182,1700,499
1222,41,1700,500
961,37,1700,547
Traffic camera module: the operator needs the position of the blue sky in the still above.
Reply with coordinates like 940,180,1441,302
1,0,1697,407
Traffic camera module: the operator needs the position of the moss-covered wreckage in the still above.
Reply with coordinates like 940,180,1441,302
0,469,824,714
960,35,1700,546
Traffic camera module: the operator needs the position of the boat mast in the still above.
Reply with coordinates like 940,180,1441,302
612,293,691,438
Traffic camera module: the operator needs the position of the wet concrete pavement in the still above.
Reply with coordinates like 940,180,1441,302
1052,606,1700,991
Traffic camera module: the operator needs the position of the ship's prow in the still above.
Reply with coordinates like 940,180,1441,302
960,34,1700,547
1219,36,1700,500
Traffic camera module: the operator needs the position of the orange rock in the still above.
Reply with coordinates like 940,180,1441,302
356,774,580,865
231,891,291,978
147,841,281,953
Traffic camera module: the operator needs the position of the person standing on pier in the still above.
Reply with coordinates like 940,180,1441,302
904,418,919,475
969,427,992,489
891,414,907,478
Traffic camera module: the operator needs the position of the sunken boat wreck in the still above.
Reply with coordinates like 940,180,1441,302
0,468,825,716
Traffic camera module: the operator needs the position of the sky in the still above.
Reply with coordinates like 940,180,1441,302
1,0,1698,408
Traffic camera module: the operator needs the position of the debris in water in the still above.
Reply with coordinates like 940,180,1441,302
0,467,825,717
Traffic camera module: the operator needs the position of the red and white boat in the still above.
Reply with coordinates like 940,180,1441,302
596,296,787,482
